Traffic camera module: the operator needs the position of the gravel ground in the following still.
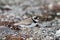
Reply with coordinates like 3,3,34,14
0,0,60,40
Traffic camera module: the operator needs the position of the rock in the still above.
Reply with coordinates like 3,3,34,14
37,12,55,21
56,12,60,18
57,2,60,5
3,5,12,9
56,29,60,37
55,37,59,40
26,37,33,40
6,34,24,40
56,13,60,16
0,5,12,12
0,26,15,38
39,21,52,27
48,3,53,10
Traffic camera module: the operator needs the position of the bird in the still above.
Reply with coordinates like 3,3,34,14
14,18,33,25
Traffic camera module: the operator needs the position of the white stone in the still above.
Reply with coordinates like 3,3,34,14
48,3,53,10
57,2,60,5
57,13,60,15
3,5,12,9
56,29,60,37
